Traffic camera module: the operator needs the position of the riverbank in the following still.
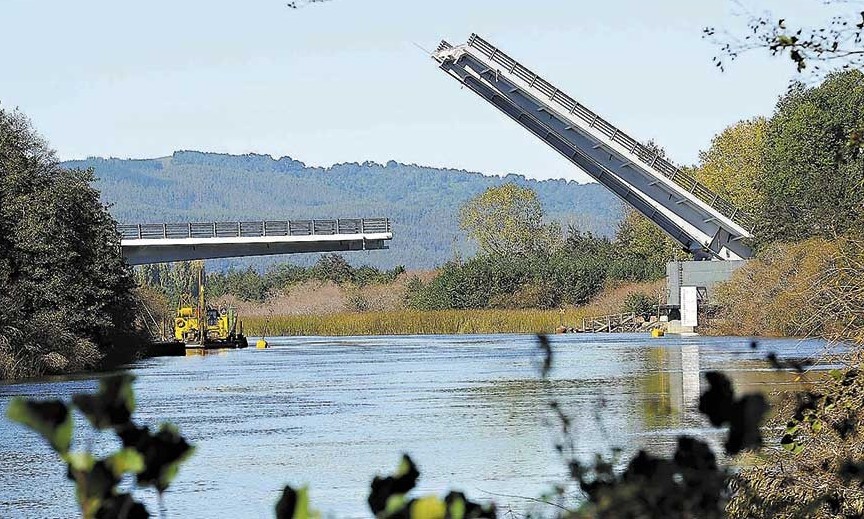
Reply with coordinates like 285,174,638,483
242,308,591,336
234,278,665,337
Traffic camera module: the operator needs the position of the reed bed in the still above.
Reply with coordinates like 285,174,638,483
243,308,590,337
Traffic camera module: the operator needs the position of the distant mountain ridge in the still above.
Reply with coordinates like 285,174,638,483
64,151,624,269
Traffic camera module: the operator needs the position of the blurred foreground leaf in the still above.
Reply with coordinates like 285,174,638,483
275,486,319,519
73,374,136,430
6,397,73,454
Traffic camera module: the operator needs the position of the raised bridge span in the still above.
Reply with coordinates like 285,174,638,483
118,218,392,265
434,34,754,261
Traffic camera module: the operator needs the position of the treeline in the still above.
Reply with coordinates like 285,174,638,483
405,227,675,311
136,254,405,304
698,71,864,336
65,151,623,270
404,181,684,311
694,71,863,248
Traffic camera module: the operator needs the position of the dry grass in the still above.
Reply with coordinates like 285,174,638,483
236,278,664,337
721,236,864,517
709,237,864,339
242,307,590,337
583,278,667,315
218,273,427,318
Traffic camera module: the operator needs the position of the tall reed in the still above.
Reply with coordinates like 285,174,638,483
243,308,590,337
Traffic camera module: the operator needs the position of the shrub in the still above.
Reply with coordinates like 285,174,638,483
711,236,864,339
622,292,655,316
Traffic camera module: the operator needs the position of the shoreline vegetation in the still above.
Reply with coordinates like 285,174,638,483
2,70,862,381
242,308,591,337
179,266,667,338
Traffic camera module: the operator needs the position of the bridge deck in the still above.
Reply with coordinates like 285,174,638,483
434,34,753,260
119,218,392,265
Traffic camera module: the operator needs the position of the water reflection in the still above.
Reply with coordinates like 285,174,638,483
634,342,822,433
634,343,703,428
0,334,839,518
184,347,232,358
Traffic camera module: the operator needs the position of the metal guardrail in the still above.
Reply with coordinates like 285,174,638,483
118,218,392,241
458,34,755,233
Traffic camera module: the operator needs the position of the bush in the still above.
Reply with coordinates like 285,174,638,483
406,242,612,311
622,292,655,316
711,236,864,338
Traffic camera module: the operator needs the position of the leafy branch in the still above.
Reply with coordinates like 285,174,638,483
286,0,335,9
6,375,194,518
704,0,864,77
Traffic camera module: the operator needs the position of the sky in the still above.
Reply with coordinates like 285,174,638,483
0,0,836,182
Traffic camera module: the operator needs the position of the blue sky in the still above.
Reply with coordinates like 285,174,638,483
1,0,831,181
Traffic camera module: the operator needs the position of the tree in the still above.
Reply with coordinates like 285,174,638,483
705,1,864,78
311,254,355,285
693,117,768,212
0,107,143,379
706,1,864,151
609,209,689,281
459,183,561,257
756,70,864,244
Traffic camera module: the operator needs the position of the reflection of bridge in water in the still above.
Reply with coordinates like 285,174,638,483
118,218,393,265
636,343,704,430
646,342,797,424
665,344,702,415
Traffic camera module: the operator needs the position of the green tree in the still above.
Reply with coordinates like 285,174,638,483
459,183,561,257
694,117,767,211
609,209,688,281
622,292,656,316
311,254,354,284
0,108,143,379
757,70,864,244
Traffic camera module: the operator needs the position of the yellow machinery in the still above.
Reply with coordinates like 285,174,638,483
173,264,248,349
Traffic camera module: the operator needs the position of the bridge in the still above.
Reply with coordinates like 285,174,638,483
118,218,392,265
433,34,754,260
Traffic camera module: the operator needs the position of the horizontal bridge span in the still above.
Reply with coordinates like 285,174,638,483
119,218,393,265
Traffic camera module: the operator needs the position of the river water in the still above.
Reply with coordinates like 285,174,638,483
0,334,839,518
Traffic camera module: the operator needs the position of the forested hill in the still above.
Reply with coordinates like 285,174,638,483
64,151,623,269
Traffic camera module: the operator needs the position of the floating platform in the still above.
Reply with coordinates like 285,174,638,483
144,336,249,358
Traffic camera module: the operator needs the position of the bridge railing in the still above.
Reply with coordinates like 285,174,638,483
460,34,754,233
118,218,392,241
579,312,642,333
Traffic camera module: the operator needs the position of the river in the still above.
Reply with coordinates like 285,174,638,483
0,333,838,518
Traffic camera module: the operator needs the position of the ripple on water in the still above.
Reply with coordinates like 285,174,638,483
0,334,843,518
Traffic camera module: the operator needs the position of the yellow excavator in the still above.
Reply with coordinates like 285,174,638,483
173,263,248,349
